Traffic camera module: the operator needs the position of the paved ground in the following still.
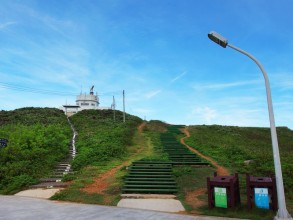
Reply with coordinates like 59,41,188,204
117,198,185,212
0,196,242,220
14,188,63,199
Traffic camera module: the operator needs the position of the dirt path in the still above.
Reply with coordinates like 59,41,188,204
179,126,230,213
82,122,146,194
180,127,230,176
185,187,207,215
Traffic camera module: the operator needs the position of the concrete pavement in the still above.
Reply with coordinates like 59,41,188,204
0,196,243,220
14,188,63,199
117,198,185,212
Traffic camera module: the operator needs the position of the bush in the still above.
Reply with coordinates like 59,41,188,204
70,110,142,170
0,108,71,194
3,175,37,194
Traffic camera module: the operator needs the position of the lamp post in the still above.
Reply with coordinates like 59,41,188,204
208,31,292,219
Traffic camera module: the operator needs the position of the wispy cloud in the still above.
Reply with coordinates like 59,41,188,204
192,80,260,90
132,108,155,114
142,72,186,100
0,1,292,129
186,104,267,127
271,72,293,90
145,89,162,99
0,21,17,30
170,71,186,83
189,106,217,124
13,3,75,37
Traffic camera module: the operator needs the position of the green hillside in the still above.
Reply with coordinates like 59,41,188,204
0,108,292,218
183,125,293,218
185,125,293,191
0,108,71,194
51,109,143,204
69,109,142,170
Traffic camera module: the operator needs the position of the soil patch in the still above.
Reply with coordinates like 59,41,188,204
138,121,146,133
180,127,230,213
82,122,146,194
180,127,230,176
185,188,207,214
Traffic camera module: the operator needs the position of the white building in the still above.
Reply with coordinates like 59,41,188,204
62,86,110,116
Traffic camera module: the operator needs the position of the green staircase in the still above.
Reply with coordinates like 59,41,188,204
122,125,209,195
161,126,209,166
122,161,177,194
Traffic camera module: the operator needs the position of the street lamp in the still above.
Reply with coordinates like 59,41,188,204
208,31,292,220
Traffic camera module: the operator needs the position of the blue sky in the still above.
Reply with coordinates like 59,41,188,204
0,0,293,128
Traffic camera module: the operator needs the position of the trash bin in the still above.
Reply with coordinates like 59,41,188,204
246,174,278,211
207,172,240,208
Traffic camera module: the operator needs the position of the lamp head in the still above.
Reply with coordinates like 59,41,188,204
208,31,228,48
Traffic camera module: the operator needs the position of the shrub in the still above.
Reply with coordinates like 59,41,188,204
70,109,142,170
0,108,71,194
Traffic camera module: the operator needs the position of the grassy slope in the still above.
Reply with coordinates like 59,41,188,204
52,119,173,204
51,110,144,204
0,107,71,194
69,109,143,170
185,125,293,189
2,107,292,218
53,118,293,218
184,125,293,218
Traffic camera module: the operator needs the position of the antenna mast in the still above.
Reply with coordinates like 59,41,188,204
123,90,125,123
90,85,94,95
112,96,116,122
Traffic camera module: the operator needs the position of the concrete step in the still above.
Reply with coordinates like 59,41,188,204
39,178,62,182
57,163,71,166
55,166,71,170
30,182,68,189
52,171,74,175
49,174,66,178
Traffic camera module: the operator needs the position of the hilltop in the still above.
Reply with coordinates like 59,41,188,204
0,108,292,219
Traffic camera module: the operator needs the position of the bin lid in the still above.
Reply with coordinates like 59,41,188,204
250,176,272,183
213,176,235,183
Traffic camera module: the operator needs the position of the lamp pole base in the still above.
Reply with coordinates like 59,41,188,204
274,209,292,220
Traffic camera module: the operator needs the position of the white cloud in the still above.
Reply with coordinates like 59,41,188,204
192,80,261,90
0,21,17,30
145,89,162,99
170,71,186,83
1,42,91,88
132,108,155,114
185,104,269,127
16,3,75,37
271,72,293,90
189,106,217,124
215,107,268,127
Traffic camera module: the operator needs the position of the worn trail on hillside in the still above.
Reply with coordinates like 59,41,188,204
180,127,230,176
179,126,230,213
82,122,146,194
